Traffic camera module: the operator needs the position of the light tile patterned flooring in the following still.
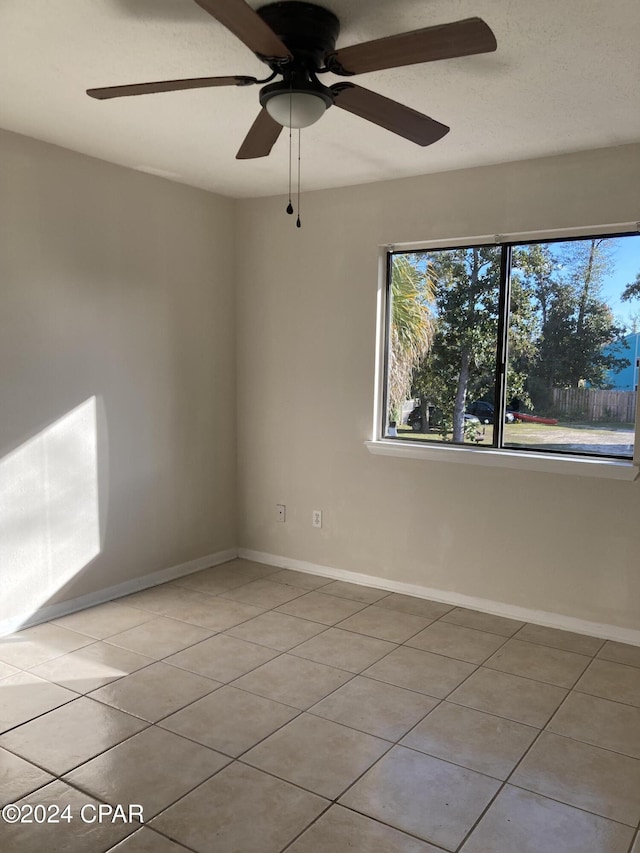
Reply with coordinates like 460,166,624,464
1,558,639,853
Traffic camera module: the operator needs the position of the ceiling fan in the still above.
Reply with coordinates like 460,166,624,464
87,0,497,159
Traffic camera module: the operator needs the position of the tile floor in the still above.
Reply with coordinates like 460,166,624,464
1,558,639,853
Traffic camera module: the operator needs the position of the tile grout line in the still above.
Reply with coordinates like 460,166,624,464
62,775,205,853
453,644,616,848
60,747,231,836
1,572,612,750
4,559,639,853
138,577,481,847
0,691,82,739
276,792,450,853
4,623,237,734
243,573,639,850
452,655,637,851
1,704,155,781
346,640,534,852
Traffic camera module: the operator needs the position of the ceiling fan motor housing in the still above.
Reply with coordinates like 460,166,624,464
256,2,340,69
257,2,339,125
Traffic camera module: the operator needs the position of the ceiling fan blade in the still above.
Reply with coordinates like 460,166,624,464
193,0,291,59
331,84,449,146
87,75,255,100
327,17,496,75
236,109,283,159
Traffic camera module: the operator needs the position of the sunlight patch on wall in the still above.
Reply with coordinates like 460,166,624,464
0,397,100,635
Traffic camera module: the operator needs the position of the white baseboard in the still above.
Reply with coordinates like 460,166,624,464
2,548,238,636
239,548,640,647
9,543,639,648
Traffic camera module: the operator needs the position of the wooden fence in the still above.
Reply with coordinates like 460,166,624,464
551,388,637,423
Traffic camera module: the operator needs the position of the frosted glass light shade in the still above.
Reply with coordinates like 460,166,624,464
265,92,327,128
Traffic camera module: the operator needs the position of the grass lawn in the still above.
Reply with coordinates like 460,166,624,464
396,421,635,457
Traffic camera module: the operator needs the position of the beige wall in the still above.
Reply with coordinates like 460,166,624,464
2,130,638,633
0,129,236,624
236,143,640,631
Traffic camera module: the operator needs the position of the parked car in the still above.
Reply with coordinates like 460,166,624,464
406,406,480,432
406,406,424,431
466,400,515,424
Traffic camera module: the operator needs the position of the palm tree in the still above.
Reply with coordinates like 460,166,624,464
388,255,435,424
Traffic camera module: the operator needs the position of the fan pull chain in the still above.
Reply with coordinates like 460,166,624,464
296,128,301,228
286,90,294,215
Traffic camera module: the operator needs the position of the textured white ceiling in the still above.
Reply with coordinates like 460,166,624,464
1,0,639,198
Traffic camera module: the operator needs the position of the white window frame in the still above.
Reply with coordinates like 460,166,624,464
368,223,640,480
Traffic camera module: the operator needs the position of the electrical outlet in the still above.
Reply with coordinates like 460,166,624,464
312,510,322,528
276,504,286,522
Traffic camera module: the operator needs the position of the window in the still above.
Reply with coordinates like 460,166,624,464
383,232,640,461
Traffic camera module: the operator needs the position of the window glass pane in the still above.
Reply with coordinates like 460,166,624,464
505,235,640,458
386,247,501,445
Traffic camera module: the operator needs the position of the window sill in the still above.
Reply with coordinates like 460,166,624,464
365,440,639,480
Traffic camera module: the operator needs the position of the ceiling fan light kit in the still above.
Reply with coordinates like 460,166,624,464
86,0,497,222
260,79,333,128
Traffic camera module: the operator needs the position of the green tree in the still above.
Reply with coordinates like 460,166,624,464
622,271,640,303
513,240,629,410
407,238,630,441
412,246,501,442
387,255,434,423
509,244,558,408
506,259,541,410
513,244,555,328
538,240,627,392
